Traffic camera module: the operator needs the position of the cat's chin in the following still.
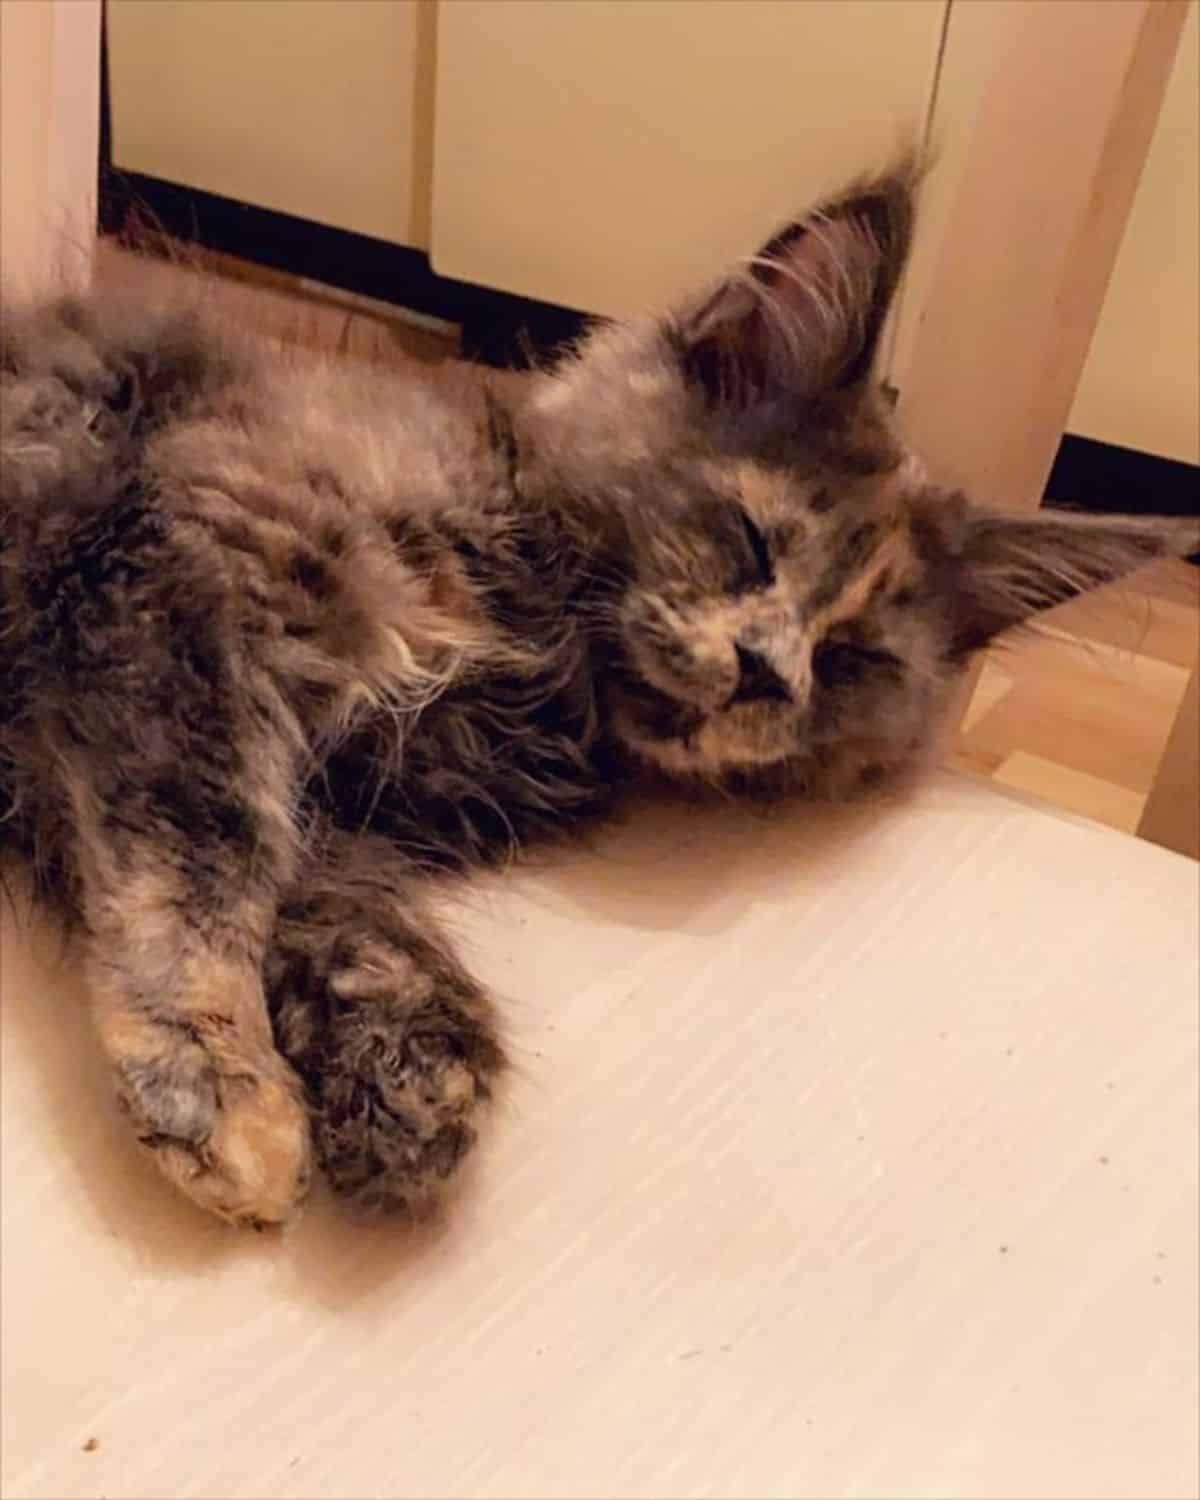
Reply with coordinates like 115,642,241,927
613,693,929,799
612,700,801,782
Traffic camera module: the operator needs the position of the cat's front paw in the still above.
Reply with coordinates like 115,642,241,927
302,998,502,1212
115,1032,312,1227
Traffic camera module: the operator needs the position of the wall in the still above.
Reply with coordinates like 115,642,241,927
1068,0,1198,464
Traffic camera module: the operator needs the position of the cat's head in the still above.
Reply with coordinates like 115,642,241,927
521,158,1197,794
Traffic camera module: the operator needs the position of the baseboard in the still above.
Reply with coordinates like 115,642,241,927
98,164,590,369
1045,434,1198,564
1044,433,1198,518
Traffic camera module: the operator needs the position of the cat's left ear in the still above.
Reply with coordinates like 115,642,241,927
670,155,921,412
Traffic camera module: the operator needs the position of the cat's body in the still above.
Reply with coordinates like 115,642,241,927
2,162,1192,1224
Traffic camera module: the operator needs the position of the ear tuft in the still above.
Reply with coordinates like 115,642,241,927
948,508,1200,653
673,150,926,413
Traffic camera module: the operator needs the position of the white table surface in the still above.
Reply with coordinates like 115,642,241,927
3,773,1197,1500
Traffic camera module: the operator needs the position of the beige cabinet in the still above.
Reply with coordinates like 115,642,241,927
105,0,1198,464
432,0,950,332
107,0,435,249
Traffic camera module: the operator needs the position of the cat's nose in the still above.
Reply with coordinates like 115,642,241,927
730,644,792,705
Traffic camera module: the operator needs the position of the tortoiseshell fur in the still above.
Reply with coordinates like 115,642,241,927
2,162,1193,1224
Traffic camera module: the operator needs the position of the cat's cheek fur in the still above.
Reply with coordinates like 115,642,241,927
620,594,740,710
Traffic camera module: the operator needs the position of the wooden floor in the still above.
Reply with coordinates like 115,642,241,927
97,242,1200,847
950,559,1198,837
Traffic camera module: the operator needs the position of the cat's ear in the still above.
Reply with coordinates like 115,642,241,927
943,507,1199,654
670,155,921,412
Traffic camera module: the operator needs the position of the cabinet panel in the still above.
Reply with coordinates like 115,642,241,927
107,0,434,249
433,0,949,323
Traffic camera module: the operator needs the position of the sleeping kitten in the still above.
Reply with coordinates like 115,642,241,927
2,160,1193,1226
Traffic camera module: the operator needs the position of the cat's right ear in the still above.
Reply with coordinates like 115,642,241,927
930,504,1200,655
667,154,922,414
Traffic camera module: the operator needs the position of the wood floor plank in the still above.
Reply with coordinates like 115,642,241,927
992,751,1148,831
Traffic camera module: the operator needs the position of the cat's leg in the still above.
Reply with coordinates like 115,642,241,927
10,482,319,1224
266,831,506,1211
60,728,313,1226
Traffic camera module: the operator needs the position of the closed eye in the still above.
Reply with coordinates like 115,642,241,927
812,638,901,690
736,509,774,589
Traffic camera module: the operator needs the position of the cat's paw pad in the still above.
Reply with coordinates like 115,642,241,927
118,1050,312,1226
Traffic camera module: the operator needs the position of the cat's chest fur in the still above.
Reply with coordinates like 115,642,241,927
308,528,618,870
273,444,620,869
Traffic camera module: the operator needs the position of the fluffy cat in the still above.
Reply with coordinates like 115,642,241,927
2,159,1193,1225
